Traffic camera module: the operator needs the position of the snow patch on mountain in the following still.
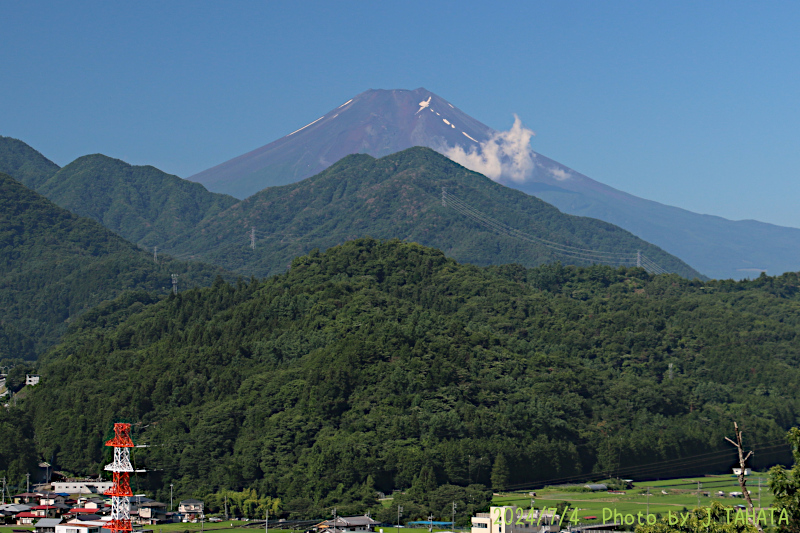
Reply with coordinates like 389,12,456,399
416,96,432,114
287,116,325,136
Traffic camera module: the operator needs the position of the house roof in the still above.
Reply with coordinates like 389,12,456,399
31,505,58,510
139,502,167,508
0,504,32,513
317,516,380,527
16,512,39,518
34,518,63,527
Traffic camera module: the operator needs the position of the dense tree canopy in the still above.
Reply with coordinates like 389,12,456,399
0,173,228,359
19,239,800,518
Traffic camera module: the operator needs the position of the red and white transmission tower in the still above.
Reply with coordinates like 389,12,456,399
104,423,134,533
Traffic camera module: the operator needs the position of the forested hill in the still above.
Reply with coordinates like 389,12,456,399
30,154,238,249
23,239,800,515
0,173,227,360
166,147,703,279
0,136,60,189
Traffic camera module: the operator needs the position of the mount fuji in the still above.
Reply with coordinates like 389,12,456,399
190,88,800,280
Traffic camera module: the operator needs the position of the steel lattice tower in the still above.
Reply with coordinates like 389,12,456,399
104,423,134,533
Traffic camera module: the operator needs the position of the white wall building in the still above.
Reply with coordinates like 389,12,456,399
472,506,560,533
51,482,113,494
26,375,41,386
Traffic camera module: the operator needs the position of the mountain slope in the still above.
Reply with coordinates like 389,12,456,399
33,154,238,250
190,88,489,199
0,136,60,190
24,239,800,509
188,88,800,280
0,173,227,360
172,147,702,279
510,153,800,280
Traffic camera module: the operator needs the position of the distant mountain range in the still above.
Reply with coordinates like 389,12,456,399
0,137,699,279
188,88,800,280
167,147,701,278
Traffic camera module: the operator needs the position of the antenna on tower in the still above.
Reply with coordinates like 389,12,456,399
250,227,256,250
153,246,158,263
442,187,447,208
171,274,178,295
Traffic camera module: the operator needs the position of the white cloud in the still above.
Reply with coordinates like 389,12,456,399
549,167,571,181
441,115,535,183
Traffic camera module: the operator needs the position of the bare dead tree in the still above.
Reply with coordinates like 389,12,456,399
725,422,764,533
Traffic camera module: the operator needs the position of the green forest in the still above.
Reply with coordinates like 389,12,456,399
163,147,702,279
0,172,227,360
7,238,799,520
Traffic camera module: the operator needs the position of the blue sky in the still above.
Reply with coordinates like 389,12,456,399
2,1,799,227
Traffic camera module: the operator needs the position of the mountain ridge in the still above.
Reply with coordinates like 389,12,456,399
187,88,800,280
0,172,228,359
171,147,702,279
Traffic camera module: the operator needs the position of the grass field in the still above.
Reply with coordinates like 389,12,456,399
491,472,774,525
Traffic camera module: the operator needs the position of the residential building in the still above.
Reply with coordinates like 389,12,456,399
26,374,41,386
52,481,113,495
471,506,560,533
137,502,168,525
55,520,106,533
35,517,63,533
177,499,203,521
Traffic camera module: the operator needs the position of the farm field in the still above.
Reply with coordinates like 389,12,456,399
492,472,774,526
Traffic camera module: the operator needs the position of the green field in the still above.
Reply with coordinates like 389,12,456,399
492,473,774,526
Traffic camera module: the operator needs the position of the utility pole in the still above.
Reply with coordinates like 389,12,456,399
758,477,762,509
331,508,336,533
265,507,268,533
637,250,641,268
668,363,673,381
1,477,6,504
170,484,173,511
452,502,456,531
396,505,403,533
250,227,256,250
697,481,701,508
725,422,763,533
26,473,30,493
171,274,178,295
224,493,228,520
153,246,158,263
442,187,447,208
428,514,434,533
646,487,649,518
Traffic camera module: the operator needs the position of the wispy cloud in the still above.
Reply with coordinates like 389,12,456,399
441,115,535,183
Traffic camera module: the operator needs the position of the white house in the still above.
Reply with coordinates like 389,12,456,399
472,506,560,533
26,374,41,386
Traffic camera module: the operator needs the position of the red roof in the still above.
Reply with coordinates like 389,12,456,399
31,505,58,509
70,508,103,513
15,512,38,518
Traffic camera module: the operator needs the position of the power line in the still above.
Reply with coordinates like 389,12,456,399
442,189,671,273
